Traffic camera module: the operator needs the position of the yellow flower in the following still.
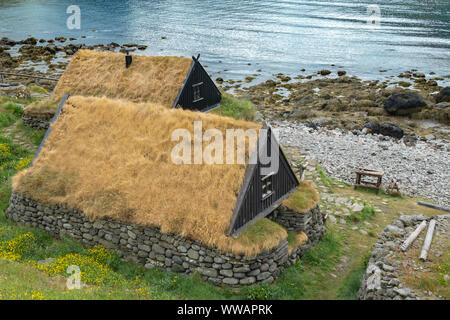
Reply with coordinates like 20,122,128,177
0,232,35,261
15,157,33,170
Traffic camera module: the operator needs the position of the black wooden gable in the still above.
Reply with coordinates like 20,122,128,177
227,126,299,236
172,55,222,112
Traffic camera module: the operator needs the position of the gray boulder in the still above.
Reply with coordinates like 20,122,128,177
436,87,450,103
19,37,37,45
384,92,426,115
0,37,17,46
434,102,450,109
363,121,404,139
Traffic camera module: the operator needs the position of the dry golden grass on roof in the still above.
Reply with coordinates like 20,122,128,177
25,50,192,116
13,96,288,256
287,231,309,254
282,181,319,213
23,98,58,118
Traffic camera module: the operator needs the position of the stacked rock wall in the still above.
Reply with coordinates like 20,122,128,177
6,192,325,286
358,214,449,300
268,204,325,243
268,204,326,267
22,115,50,130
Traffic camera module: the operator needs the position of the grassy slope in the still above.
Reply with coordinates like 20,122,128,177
211,94,256,122
1,93,447,300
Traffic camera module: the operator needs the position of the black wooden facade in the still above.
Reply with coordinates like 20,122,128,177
227,127,300,236
172,55,222,112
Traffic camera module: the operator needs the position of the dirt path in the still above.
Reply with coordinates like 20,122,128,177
1,121,37,151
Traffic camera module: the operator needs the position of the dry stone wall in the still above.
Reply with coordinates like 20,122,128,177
358,214,449,300
6,192,325,286
22,115,50,130
268,204,325,242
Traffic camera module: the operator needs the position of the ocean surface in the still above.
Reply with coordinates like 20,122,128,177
0,0,449,82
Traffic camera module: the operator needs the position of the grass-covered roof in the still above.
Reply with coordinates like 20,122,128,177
25,50,192,116
13,96,290,255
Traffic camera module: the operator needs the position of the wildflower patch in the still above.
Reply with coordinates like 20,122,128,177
0,232,35,261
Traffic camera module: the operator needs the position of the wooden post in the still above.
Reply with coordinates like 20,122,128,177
376,176,382,194
400,220,427,251
354,172,360,189
420,219,436,261
417,201,450,213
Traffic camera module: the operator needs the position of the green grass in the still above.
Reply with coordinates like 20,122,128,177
0,212,243,300
0,190,346,301
14,122,46,146
348,202,376,223
236,218,286,248
2,103,23,117
0,97,24,126
0,96,31,106
211,94,256,121
316,165,334,192
283,181,319,213
28,85,48,95
0,259,157,300
0,97,25,129
0,96,46,147
263,230,343,299
336,252,370,299
0,113,16,129
0,136,33,178
287,231,298,250
353,185,403,198
401,246,449,299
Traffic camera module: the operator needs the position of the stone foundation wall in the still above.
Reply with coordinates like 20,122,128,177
268,204,325,242
268,204,326,267
22,115,50,130
6,192,325,286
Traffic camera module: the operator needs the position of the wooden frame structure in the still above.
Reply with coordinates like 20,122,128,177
354,168,384,195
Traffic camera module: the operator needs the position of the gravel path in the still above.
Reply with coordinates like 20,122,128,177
272,121,450,207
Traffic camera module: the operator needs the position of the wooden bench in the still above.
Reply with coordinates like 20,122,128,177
354,168,384,194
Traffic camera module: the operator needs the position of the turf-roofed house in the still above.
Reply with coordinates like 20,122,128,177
22,49,222,129
7,96,325,286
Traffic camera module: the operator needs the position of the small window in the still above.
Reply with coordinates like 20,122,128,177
261,172,275,200
192,82,204,103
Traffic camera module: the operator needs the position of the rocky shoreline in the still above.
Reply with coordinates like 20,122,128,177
273,121,449,208
0,36,148,91
236,72,449,141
